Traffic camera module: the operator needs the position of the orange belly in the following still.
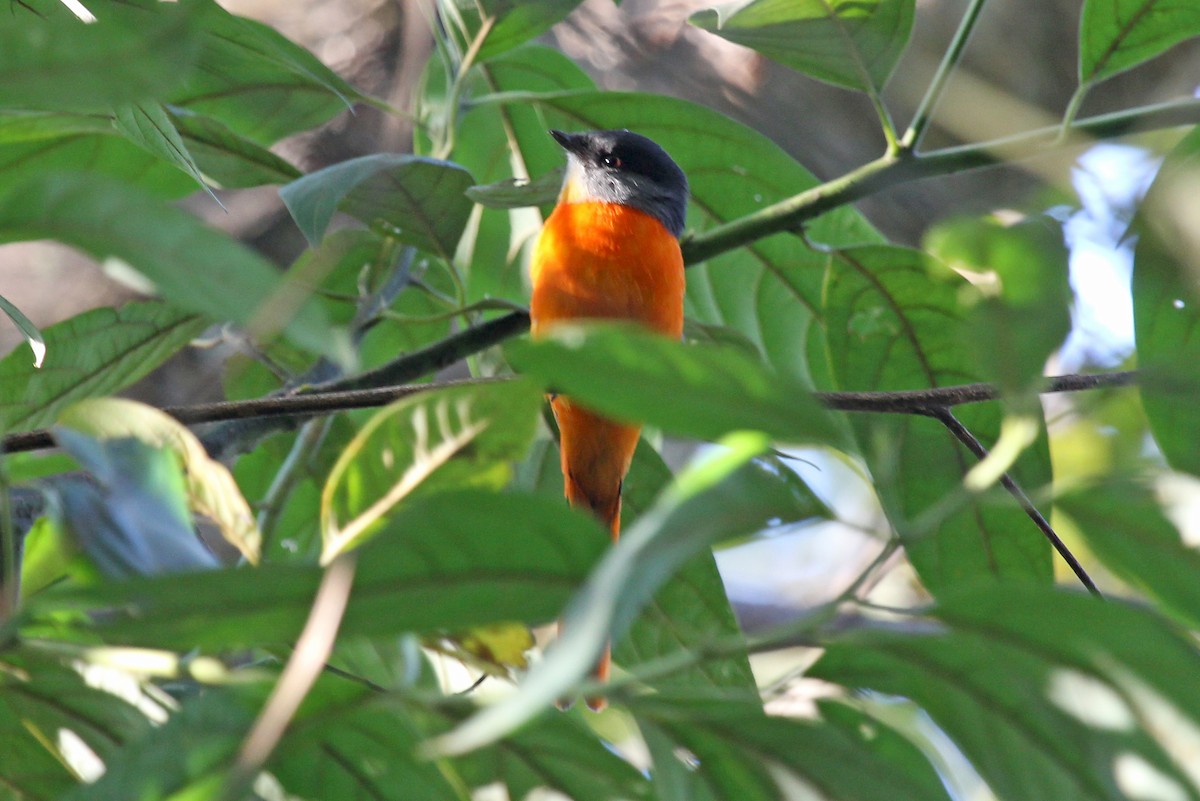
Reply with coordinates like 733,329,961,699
530,201,684,537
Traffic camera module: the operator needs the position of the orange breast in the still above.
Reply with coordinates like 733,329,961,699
530,201,685,338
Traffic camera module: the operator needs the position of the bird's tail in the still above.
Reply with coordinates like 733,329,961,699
553,400,639,711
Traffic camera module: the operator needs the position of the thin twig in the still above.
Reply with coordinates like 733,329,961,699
926,406,1102,598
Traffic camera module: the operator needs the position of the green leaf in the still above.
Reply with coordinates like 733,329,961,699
0,293,45,368
1133,125,1200,476
320,378,543,561
113,102,217,201
633,698,951,801
1079,0,1200,84
0,0,202,111
1059,480,1200,631
823,245,1053,591
497,90,881,387
0,301,205,433
690,0,915,92
24,490,608,650
812,585,1200,801
506,322,844,446
430,434,815,755
57,398,261,564
170,109,302,188
0,172,342,359
280,155,475,257
171,0,364,144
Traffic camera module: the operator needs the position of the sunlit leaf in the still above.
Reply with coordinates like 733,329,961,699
171,0,364,144
113,102,217,202
320,378,542,562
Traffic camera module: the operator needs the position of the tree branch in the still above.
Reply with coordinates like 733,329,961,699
681,99,1200,265
1,369,1137,455
925,406,1102,598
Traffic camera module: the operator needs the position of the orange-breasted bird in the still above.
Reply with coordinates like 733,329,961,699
530,129,688,709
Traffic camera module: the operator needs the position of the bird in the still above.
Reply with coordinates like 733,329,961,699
529,129,688,710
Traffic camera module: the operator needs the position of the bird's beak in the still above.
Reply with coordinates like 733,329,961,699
549,129,586,157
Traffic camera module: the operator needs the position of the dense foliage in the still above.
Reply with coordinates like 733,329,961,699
2,1,1200,799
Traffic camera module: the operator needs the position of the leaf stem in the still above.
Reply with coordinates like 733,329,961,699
900,0,990,150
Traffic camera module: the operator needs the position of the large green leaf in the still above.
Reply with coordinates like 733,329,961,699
1133,126,1200,475
507,322,844,446
280,155,475,258
691,0,915,93
823,245,1053,592
1079,0,1200,84
320,378,543,561
170,0,363,144
812,586,1200,801
431,434,816,754
0,172,341,359
495,90,881,388
0,301,205,434
0,0,202,111
23,489,608,650
633,698,951,801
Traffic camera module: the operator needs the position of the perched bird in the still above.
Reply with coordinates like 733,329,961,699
529,129,688,709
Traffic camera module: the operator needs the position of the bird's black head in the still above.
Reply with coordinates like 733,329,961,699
549,129,689,238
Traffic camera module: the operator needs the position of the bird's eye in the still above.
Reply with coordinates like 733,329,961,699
602,155,622,169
